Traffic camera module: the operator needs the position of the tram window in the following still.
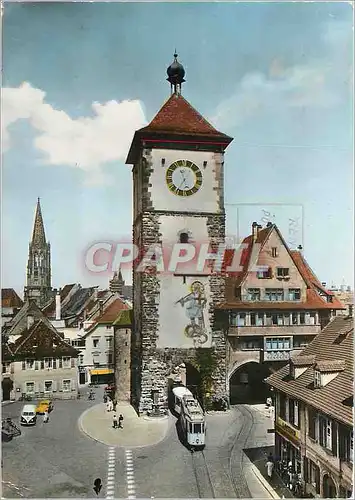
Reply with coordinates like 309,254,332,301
194,423,202,433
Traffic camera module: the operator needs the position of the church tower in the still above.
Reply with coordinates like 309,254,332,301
126,54,233,415
24,198,52,308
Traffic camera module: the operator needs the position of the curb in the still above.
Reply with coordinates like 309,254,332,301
78,404,171,449
1,401,16,406
250,463,280,499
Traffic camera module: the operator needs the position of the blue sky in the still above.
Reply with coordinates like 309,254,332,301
2,2,353,296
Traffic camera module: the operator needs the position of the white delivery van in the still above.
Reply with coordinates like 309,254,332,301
20,404,37,426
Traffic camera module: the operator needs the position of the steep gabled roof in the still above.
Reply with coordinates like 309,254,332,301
112,308,133,327
6,299,57,336
1,288,24,308
266,315,353,426
218,223,346,311
83,298,129,337
1,341,14,362
12,320,79,359
42,284,77,317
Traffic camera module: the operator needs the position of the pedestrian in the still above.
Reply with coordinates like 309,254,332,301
103,394,107,404
266,397,272,408
109,399,113,412
267,453,274,463
113,400,117,412
106,399,111,412
112,414,118,429
118,414,124,428
43,411,49,423
266,458,274,478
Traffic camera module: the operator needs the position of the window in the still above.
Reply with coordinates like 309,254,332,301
2,362,11,374
26,382,35,394
78,355,84,365
62,357,71,368
292,313,298,325
44,358,52,369
307,312,316,325
314,370,321,388
93,338,99,348
250,313,256,326
265,289,284,301
265,337,291,350
277,267,289,277
351,431,354,463
319,416,332,450
283,314,290,326
107,352,113,365
256,314,263,326
289,399,299,427
106,325,111,330
279,393,286,420
44,381,53,393
240,339,261,350
247,288,260,301
193,423,202,433
308,407,317,439
277,314,283,326
179,232,189,244
237,313,246,326
272,247,278,257
106,337,113,349
25,359,35,370
62,379,71,392
289,288,301,300
257,267,272,279
300,313,305,324
230,313,237,326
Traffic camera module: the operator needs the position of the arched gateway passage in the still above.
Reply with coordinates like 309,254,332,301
323,474,337,498
167,362,202,410
2,378,13,401
229,362,271,404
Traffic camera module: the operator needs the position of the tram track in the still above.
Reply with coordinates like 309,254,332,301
190,449,216,498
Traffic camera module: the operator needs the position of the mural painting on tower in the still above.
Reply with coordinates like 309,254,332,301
157,276,212,349
176,280,208,346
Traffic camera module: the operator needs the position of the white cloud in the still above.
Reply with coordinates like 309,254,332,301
2,82,147,184
211,20,352,130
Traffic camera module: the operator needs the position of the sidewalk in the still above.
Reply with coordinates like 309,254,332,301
78,402,170,448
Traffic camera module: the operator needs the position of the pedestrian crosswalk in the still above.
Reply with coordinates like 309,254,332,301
106,447,116,499
125,449,136,499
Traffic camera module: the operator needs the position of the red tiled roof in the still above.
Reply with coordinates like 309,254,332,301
95,298,129,324
217,224,346,311
1,289,24,308
139,94,230,137
266,315,353,426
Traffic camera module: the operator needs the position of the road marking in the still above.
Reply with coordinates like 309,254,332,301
125,449,136,499
106,447,116,499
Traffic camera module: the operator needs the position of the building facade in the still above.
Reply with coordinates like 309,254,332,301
266,315,353,498
217,222,345,403
1,289,24,328
127,54,233,414
2,319,79,401
23,198,53,308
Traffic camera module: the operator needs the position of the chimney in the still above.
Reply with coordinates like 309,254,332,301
27,314,35,330
55,289,61,320
297,244,303,254
252,222,258,242
94,287,98,300
99,299,104,315
256,224,262,236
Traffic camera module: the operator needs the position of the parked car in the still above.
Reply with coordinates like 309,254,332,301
36,400,54,415
20,404,37,426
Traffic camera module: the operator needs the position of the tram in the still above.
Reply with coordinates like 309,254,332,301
171,386,193,414
172,386,206,449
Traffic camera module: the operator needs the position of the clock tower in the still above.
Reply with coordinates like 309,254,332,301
126,54,233,415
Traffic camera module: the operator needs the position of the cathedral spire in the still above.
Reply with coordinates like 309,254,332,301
31,197,46,247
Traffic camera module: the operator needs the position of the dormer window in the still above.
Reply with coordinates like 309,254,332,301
314,370,322,387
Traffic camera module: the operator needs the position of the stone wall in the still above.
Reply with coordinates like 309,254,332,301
114,326,131,402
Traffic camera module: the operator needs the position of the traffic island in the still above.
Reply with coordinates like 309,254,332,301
78,402,170,448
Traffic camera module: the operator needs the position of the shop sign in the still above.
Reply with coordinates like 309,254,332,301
276,417,300,446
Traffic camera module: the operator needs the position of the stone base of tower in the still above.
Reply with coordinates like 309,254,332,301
132,344,228,416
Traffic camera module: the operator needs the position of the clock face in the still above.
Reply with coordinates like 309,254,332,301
166,160,203,197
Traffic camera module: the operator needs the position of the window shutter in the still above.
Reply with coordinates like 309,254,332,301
40,359,44,369
22,361,26,370
338,427,345,459
59,358,62,369
332,421,338,456
71,357,75,368
53,359,57,369
35,361,39,370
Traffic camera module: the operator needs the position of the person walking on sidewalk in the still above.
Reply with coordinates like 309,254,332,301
43,411,49,423
112,414,118,429
266,458,274,478
113,399,117,412
118,414,124,429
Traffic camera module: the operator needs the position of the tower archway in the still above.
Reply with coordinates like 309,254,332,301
229,361,271,404
323,474,337,498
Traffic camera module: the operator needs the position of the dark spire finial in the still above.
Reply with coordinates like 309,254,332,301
167,51,186,95
31,198,46,247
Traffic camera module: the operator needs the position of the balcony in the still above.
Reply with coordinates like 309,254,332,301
263,350,291,361
228,324,321,337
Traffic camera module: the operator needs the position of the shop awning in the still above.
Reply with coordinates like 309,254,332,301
90,368,114,375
